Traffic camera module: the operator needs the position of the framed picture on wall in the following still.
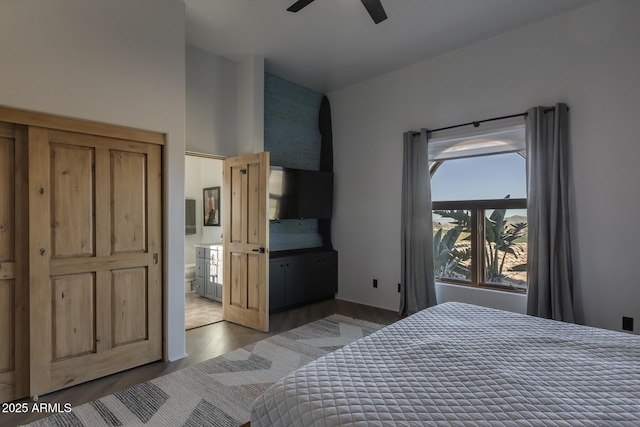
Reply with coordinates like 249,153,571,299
203,186,220,226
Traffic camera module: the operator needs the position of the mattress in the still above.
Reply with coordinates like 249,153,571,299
250,302,640,426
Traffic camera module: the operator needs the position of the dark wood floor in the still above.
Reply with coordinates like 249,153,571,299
2,299,401,426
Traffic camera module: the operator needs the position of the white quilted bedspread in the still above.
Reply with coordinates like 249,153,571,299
250,302,640,426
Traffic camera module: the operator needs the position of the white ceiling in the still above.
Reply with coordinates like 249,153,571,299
184,0,597,93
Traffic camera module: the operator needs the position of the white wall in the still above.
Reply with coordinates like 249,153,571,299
185,156,223,266
237,55,265,155
186,49,265,157
330,0,640,334
186,46,237,156
0,0,188,358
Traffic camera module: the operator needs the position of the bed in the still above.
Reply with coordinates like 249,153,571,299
250,302,640,426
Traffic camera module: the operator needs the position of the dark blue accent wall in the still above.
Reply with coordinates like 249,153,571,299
264,73,324,251
265,73,323,169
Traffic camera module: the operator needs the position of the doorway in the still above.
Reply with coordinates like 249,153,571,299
184,152,225,330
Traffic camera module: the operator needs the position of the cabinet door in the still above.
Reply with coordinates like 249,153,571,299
322,251,338,295
205,257,216,299
196,257,205,278
214,283,223,302
307,251,338,300
0,123,28,402
284,258,308,304
212,245,223,285
28,128,163,396
195,276,205,297
269,260,286,311
205,279,215,300
195,247,206,259
306,256,323,300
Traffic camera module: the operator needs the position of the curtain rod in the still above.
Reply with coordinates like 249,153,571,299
423,112,526,135
416,107,560,136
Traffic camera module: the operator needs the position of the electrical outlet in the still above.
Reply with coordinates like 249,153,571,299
373,279,378,288
623,316,634,331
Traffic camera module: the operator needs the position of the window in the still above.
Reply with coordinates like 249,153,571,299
430,123,528,293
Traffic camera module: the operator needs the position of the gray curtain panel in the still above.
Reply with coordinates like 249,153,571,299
525,103,575,322
400,129,437,315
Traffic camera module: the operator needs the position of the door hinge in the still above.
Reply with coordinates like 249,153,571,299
240,168,247,175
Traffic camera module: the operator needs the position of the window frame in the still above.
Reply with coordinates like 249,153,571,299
431,159,527,294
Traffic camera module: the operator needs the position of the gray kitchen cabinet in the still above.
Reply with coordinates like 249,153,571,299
269,250,337,313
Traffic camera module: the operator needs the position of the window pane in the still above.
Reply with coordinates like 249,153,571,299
483,208,527,291
433,210,472,282
428,116,526,161
431,153,526,201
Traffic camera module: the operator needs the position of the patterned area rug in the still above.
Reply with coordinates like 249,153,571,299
28,315,383,427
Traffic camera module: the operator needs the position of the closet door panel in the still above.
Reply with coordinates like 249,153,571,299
30,128,163,397
111,151,146,254
111,267,148,346
0,122,28,403
0,135,16,384
50,143,95,258
0,107,164,401
0,280,14,374
0,279,15,401
0,135,15,262
51,273,96,361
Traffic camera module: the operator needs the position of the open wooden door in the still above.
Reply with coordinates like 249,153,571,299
28,127,163,397
222,152,269,332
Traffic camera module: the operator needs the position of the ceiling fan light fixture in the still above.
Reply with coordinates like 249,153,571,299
287,0,388,24
287,0,315,13
361,0,387,24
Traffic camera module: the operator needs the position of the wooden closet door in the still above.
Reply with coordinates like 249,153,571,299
0,122,28,402
28,128,163,397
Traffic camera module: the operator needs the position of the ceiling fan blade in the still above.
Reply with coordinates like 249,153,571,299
287,0,315,13
360,0,387,24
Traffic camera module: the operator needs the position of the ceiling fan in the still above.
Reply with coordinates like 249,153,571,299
287,0,388,24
